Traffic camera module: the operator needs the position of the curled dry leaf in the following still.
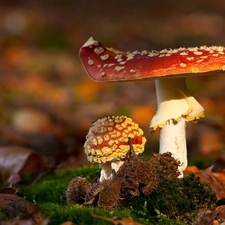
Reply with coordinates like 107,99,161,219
216,205,225,220
0,187,20,207
193,210,214,225
0,193,21,208
5,197,44,224
60,222,76,225
184,166,225,201
0,146,48,183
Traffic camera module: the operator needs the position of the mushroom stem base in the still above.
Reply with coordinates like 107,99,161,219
159,118,187,177
100,161,124,182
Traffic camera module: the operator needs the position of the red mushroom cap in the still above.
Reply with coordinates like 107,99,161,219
79,37,225,82
84,116,146,163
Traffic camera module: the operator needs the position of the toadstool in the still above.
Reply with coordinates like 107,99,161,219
84,116,146,181
80,37,225,176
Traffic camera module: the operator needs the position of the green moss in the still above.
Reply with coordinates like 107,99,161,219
39,203,134,225
19,165,99,204
128,173,216,224
11,158,216,225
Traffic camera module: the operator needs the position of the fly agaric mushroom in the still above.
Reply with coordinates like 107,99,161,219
84,116,146,181
80,37,225,176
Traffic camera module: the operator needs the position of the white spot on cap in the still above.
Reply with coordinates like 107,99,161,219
115,54,123,60
115,66,125,72
188,47,198,52
193,51,203,55
179,52,188,56
126,53,135,60
88,59,94,66
100,54,109,60
222,65,225,71
170,49,178,54
141,50,148,55
187,57,194,61
151,50,160,56
100,72,106,77
160,49,167,53
216,46,224,52
108,63,115,67
132,50,140,54
130,69,137,73
179,62,187,68
94,46,105,55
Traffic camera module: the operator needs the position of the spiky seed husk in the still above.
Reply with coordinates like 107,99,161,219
66,177,91,204
97,176,121,209
84,182,104,205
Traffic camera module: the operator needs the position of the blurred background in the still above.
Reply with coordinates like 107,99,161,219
0,0,225,169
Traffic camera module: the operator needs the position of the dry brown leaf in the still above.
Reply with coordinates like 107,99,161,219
5,197,44,224
184,166,225,201
0,187,19,195
90,212,144,225
0,193,21,207
0,146,48,183
216,205,225,220
60,222,76,225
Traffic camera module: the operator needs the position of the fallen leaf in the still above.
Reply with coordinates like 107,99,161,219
193,210,214,225
184,166,225,201
0,187,19,195
0,193,20,207
60,222,76,225
0,146,48,183
216,205,225,220
90,212,144,225
5,197,44,224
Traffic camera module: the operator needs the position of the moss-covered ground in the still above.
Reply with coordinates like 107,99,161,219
12,157,216,225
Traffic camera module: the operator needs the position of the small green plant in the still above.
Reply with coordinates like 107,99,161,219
155,209,185,225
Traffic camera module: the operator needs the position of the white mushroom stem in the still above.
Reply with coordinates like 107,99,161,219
100,160,124,182
150,77,204,177
159,118,187,175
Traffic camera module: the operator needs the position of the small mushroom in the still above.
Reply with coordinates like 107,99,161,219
84,116,146,181
80,38,225,176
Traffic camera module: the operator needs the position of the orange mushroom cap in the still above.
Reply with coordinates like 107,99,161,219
79,37,225,81
84,116,146,163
